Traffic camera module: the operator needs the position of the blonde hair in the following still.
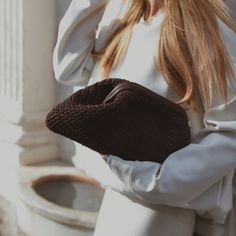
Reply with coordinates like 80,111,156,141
93,0,236,111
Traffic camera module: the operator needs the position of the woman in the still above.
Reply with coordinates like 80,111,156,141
53,0,236,235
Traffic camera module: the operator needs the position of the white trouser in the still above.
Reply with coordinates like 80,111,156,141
94,187,196,236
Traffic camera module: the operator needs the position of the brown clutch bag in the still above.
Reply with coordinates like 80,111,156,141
45,78,190,163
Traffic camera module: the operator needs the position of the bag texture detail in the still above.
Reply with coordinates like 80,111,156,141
46,78,191,163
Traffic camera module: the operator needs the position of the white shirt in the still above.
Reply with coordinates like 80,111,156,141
53,0,236,235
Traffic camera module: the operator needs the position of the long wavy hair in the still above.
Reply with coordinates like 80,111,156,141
92,0,236,111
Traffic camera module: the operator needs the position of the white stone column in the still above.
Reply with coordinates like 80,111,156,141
0,0,58,166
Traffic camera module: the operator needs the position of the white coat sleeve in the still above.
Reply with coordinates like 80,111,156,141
53,0,109,86
104,18,236,216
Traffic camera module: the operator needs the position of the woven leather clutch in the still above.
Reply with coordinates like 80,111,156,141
46,78,190,163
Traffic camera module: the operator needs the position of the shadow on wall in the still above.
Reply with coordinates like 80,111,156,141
55,0,75,163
